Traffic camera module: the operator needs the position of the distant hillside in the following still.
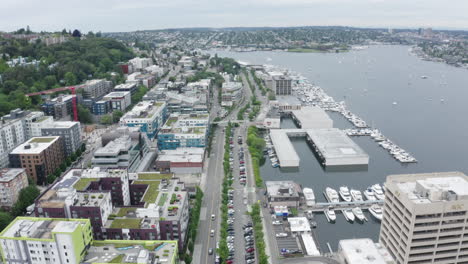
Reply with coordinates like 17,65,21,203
0,36,134,115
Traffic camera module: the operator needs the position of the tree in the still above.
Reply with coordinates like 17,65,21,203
77,105,93,124
61,28,67,35
112,110,124,122
64,72,77,86
12,185,40,216
72,29,82,38
100,114,113,125
47,174,56,184
168,76,176,82
0,212,14,232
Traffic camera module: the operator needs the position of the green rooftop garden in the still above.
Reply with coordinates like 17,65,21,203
108,254,124,263
109,218,142,229
137,173,172,180
116,207,136,217
30,137,56,143
165,118,178,126
158,193,168,206
36,116,50,123
133,180,160,205
74,178,98,191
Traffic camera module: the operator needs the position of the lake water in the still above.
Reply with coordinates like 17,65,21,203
212,46,468,250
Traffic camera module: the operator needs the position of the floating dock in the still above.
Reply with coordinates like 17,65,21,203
291,106,333,129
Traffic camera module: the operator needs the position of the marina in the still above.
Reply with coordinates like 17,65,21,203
215,45,468,250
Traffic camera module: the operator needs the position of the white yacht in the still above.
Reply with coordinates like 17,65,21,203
325,207,336,222
339,186,352,202
352,207,366,222
350,189,363,202
303,188,316,206
324,187,340,203
372,184,385,200
364,187,377,201
369,204,383,221
342,209,355,222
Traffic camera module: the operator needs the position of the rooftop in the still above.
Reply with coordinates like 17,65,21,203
0,217,89,240
104,91,131,98
94,136,132,156
160,113,209,135
42,121,79,129
0,168,26,182
288,217,311,233
266,181,301,198
390,172,468,203
306,128,369,166
10,136,60,155
83,240,178,264
291,106,333,129
121,101,166,120
339,238,394,264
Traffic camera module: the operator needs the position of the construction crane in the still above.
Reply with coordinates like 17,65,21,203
26,84,85,122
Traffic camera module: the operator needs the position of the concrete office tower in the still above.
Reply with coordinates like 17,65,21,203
379,172,468,264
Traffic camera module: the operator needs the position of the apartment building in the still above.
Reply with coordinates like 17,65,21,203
41,121,82,156
120,101,167,139
0,217,93,264
9,137,64,185
102,91,132,111
379,172,468,264
157,113,209,150
0,168,28,209
82,79,113,100
114,82,138,95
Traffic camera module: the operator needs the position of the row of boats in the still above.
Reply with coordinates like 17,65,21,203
264,135,280,168
289,70,418,164
324,204,383,223
344,129,417,163
322,185,384,223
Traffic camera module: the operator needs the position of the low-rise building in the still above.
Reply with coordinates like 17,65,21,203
338,238,395,264
0,168,28,209
129,57,153,70
221,81,243,107
158,113,209,150
0,217,93,264
265,181,302,208
155,148,204,173
102,91,132,111
92,133,149,173
91,100,112,115
9,137,64,185
120,101,167,139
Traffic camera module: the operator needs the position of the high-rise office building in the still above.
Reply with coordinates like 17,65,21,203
379,172,468,264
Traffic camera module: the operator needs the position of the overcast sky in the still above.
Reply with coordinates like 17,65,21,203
1,0,467,32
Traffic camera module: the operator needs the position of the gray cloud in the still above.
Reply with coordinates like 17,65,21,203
0,0,467,32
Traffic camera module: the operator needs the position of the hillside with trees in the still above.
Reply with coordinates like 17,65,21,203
0,35,134,115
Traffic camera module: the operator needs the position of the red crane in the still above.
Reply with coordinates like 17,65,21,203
26,84,85,122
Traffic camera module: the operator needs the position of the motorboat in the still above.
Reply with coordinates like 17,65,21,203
303,188,316,206
364,187,377,201
325,207,336,222
372,184,385,200
325,187,340,203
350,189,363,202
339,186,352,202
369,204,383,221
342,209,355,222
352,207,366,222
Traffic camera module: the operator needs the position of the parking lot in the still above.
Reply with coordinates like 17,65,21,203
271,219,302,256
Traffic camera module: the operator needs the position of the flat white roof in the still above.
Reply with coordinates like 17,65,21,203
270,130,300,167
339,239,390,264
291,106,333,129
288,217,311,233
301,234,320,256
10,137,60,155
306,128,369,165
394,172,468,203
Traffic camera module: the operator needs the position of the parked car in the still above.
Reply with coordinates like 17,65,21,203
276,233,288,238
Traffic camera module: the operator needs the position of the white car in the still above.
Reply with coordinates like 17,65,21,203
272,220,282,225
276,233,288,238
